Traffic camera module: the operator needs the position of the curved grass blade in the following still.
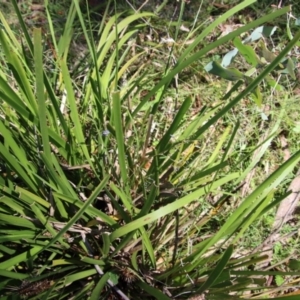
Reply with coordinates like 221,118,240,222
64,268,97,286
34,175,109,254
60,61,94,170
0,269,28,280
0,246,43,270
90,273,110,300
133,6,291,116
197,245,233,293
137,281,171,300
110,173,239,241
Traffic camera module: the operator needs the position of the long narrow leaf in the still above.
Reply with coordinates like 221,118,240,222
35,175,109,254
197,245,233,293
110,173,239,241
34,28,51,159
112,91,129,191
133,6,290,115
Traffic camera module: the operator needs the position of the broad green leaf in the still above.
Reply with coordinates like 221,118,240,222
279,57,296,79
233,37,258,66
244,25,277,43
288,259,300,271
205,61,244,81
222,48,239,68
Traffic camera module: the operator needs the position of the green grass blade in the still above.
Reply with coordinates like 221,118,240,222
191,150,300,263
0,144,38,192
156,97,192,154
35,175,109,254
30,202,69,248
0,213,36,229
110,183,134,218
197,245,233,293
0,76,34,119
133,6,290,115
64,268,97,285
0,246,43,270
188,28,300,142
34,28,51,159
53,192,117,225
206,126,231,167
16,187,50,208
179,0,256,61
90,273,110,300
110,173,239,241
10,0,33,53
0,269,28,280
140,226,156,268
60,60,94,169
112,91,129,191
137,282,171,300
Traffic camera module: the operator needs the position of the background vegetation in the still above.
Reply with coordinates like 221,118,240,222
0,0,300,299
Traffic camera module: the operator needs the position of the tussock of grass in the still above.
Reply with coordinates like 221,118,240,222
0,0,300,299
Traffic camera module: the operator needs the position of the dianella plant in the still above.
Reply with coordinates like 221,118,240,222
0,0,300,299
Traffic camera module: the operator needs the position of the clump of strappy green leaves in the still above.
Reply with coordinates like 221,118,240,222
0,0,300,299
